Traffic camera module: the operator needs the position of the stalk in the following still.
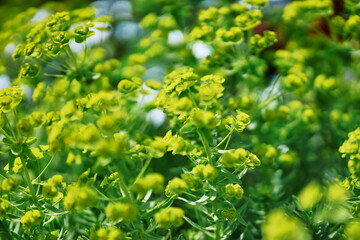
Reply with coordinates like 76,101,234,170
0,128,14,143
215,129,234,149
2,113,17,141
118,174,132,201
197,130,213,164
20,155,37,205
197,130,221,239
213,200,221,240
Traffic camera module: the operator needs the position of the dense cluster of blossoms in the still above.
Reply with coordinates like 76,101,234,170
0,0,359,239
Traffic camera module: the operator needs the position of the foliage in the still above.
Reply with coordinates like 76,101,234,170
0,0,359,239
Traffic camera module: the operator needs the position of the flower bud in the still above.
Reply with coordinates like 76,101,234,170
155,207,185,228
30,111,45,128
181,172,203,191
203,164,217,181
192,164,205,179
191,110,218,129
0,198,11,217
17,118,33,136
21,209,43,229
42,183,59,199
2,176,19,193
105,202,138,222
0,96,13,113
117,79,140,94
298,182,322,210
64,185,98,211
165,177,188,196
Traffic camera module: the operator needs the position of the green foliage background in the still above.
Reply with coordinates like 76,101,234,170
0,0,360,239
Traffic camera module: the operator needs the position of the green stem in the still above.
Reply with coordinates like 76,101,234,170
32,153,56,184
0,128,14,143
246,29,252,57
213,200,221,240
197,130,213,164
197,128,221,238
38,58,66,72
39,227,45,240
142,196,175,218
264,75,281,103
20,155,37,205
132,156,152,187
46,55,70,69
94,188,117,202
215,129,234,149
83,41,88,64
118,174,132,201
13,108,19,126
187,92,198,108
224,133,232,150
2,113,17,141
44,73,65,78
65,45,78,67
0,220,12,240
259,90,285,109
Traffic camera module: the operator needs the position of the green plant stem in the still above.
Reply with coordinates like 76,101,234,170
246,29,252,57
215,129,234,149
197,130,213,164
213,200,221,240
264,75,281,102
39,227,45,240
224,133,232,150
0,220,12,239
38,58,66,72
13,108,19,126
44,73,65,78
95,188,116,202
132,156,152,187
197,129,220,239
118,174,132,201
0,128,14,143
143,196,175,218
46,55,70,69
187,92,198,108
20,155,37,205
259,90,285,109
2,113,17,141
65,45,78,67
32,153,56,184
83,42,88,64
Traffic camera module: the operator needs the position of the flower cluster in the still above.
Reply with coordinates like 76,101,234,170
0,0,360,239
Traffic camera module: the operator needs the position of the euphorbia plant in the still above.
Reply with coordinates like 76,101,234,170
1,0,360,239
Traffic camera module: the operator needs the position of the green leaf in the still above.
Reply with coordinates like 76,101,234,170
10,144,23,156
198,128,213,146
23,147,37,161
219,168,243,185
9,231,23,240
236,214,247,226
177,196,209,206
25,137,37,145
3,137,13,145
8,153,16,172
142,197,175,218
223,222,240,238
180,122,195,134
237,197,249,215
44,202,63,214
183,216,214,239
